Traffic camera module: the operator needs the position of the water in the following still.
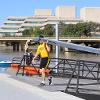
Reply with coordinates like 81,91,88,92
0,46,100,73
0,46,24,73
0,46,24,61
0,46,100,62
64,51,100,62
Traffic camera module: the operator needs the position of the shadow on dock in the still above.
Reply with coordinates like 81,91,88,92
68,92,100,100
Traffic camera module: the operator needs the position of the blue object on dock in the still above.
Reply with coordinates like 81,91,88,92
0,61,11,68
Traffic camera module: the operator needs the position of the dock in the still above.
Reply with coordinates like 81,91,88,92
0,71,84,100
0,67,100,100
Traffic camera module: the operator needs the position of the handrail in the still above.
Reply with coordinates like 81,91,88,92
1,36,100,39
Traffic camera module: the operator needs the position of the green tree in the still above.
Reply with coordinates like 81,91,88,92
58,21,66,35
60,22,98,37
33,27,43,37
61,24,80,37
22,27,33,36
43,24,54,36
22,22,100,37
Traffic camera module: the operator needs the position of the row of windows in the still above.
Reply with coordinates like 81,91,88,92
8,19,25,21
0,32,16,34
24,21,45,24
1,28,18,30
5,23,21,26
28,17,47,19
21,26,32,28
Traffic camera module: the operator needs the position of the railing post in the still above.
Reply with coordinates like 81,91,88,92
76,60,80,93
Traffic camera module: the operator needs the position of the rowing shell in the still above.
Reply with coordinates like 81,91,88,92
30,37,100,54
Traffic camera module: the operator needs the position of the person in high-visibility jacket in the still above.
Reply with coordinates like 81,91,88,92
32,37,50,86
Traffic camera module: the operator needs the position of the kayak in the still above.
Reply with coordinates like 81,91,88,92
0,61,11,68
11,63,50,76
0,61,11,72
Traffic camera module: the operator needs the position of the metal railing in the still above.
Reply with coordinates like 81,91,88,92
49,58,100,93
12,55,100,93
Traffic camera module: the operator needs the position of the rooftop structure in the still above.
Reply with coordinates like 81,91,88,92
55,6,76,19
80,7,100,23
34,9,52,16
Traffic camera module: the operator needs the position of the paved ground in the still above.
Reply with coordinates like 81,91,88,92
0,74,47,100
1,68,100,100
0,72,84,100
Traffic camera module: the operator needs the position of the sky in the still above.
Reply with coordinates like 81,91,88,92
0,0,100,25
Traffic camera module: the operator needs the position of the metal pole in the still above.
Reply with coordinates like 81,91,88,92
55,23,59,59
55,23,59,73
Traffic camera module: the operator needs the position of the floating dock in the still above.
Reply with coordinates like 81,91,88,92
0,72,84,100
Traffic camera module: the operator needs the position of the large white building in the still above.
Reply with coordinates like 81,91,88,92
80,7,100,23
0,6,81,36
1,6,100,36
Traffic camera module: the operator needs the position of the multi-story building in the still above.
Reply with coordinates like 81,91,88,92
80,7,100,23
0,6,81,36
55,6,76,19
0,16,27,36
